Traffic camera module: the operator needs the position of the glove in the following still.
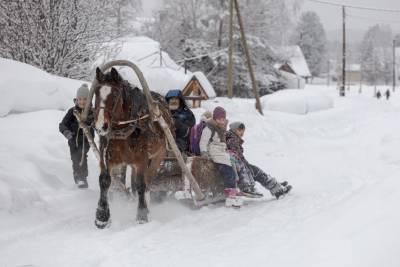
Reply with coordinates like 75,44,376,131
63,130,73,140
68,138,76,149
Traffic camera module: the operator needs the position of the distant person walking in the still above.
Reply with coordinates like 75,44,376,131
376,90,382,99
385,89,391,100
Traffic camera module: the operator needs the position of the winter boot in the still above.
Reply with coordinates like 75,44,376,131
280,181,288,187
73,174,79,185
224,188,243,208
77,178,88,189
270,183,292,199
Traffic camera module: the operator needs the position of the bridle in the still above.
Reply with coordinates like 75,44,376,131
96,84,149,140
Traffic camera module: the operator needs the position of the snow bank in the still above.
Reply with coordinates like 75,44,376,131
0,110,98,212
96,36,216,97
262,88,334,114
0,58,85,117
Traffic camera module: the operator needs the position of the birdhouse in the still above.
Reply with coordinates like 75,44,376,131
182,72,216,108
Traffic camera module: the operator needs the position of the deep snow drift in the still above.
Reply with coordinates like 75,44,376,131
1,82,400,267
262,87,334,114
0,58,83,117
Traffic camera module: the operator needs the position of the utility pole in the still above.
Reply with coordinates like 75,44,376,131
184,60,188,74
393,39,396,92
340,5,346,97
233,0,263,115
227,0,234,99
327,60,330,87
159,46,163,67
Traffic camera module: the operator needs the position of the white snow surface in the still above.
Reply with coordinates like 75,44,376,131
262,88,334,114
1,84,400,267
0,58,85,117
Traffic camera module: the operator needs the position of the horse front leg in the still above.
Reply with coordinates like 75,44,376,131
95,169,112,229
136,167,150,224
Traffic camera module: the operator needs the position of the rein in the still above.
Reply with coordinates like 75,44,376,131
100,86,150,140
113,114,150,126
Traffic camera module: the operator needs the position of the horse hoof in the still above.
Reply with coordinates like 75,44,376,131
95,218,111,229
95,207,110,229
136,209,150,224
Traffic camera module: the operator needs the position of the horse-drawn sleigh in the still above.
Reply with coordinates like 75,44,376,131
75,60,224,229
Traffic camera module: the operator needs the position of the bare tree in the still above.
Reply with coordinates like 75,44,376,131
0,0,130,79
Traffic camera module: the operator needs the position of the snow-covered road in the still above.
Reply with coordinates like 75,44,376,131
1,86,400,267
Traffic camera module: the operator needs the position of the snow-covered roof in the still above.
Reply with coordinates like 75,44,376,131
278,46,312,78
190,71,216,98
346,64,361,72
95,36,193,96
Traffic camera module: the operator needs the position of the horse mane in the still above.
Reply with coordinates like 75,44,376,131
120,80,149,119
119,79,174,132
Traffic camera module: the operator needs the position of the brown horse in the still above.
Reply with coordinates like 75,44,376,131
91,67,174,228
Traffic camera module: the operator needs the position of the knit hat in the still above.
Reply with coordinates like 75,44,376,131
213,106,226,120
76,83,89,98
229,121,245,131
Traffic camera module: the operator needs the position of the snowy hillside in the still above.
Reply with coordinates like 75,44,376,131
1,59,400,267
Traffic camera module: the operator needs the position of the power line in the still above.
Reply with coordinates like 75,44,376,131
347,13,400,25
307,0,400,13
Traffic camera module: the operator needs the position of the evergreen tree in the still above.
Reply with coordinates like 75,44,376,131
291,11,327,77
360,24,392,85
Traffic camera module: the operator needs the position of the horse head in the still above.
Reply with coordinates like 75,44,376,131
93,67,128,136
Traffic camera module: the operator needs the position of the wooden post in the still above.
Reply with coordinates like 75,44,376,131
73,110,100,161
184,60,188,74
327,60,330,87
227,0,234,99
393,39,396,92
340,5,346,97
233,0,263,115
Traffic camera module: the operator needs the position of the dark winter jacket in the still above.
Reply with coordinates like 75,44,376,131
165,90,196,152
226,130,247,164
59,105,95,147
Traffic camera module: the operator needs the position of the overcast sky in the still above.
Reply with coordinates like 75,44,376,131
142,0,400,40
303,0,400,32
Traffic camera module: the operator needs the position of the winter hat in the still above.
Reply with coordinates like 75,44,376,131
201,110,212,122
76,83,89,98
229,121,245,131
213,106,226,120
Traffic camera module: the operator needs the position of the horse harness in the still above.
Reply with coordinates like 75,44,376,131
100,85,151,140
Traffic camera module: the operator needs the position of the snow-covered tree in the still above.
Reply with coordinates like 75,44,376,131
146,0,298,97
291,11,327,77
105,0,142,35
0,0,127,79
360,24,392,85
